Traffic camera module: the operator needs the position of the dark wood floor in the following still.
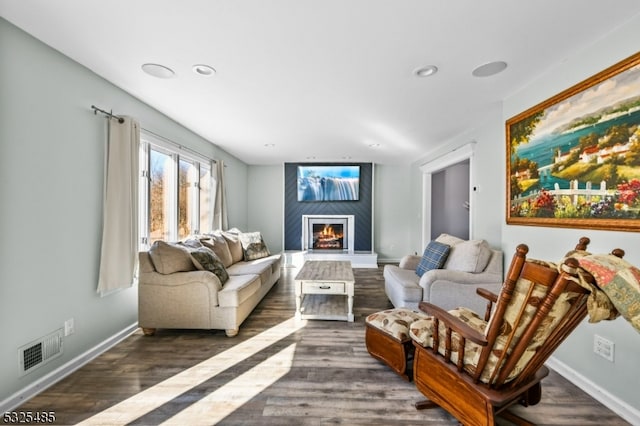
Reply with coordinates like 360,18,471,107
14,265,629,425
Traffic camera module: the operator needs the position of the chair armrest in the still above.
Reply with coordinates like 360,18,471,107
476,288,498,303
399,254,422,270
417,302,488,346
475,288,499,321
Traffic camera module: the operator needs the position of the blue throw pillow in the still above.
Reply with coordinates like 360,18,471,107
416,241,450,277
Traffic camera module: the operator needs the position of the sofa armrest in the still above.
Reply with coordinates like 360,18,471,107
419,269,502,288
138,270,223,330
399,255,422,270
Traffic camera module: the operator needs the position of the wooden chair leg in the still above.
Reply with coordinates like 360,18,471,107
500,410,536,426
415,399,440,410
520,382,542,406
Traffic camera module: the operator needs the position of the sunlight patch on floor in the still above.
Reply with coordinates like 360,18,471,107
161,343,297,425
77,318,306,425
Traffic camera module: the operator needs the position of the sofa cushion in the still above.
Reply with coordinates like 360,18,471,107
238,231,271,261
189,246,229,285
444,240,492,273
200,233,233,268
416,240,451,277
218,274,261,308
366,308,430,342
226,259,272,286
222,231,245,263
148,241,196,274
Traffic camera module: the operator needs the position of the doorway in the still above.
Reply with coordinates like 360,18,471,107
431,160,470,240
420,143,475,248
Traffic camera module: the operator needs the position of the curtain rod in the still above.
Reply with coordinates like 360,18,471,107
90,104,217,163
91,105,124,123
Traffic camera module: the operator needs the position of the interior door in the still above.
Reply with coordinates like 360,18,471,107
431,160,470,240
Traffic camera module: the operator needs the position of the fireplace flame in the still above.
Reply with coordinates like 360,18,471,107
313,223,344,249
321,224,343,239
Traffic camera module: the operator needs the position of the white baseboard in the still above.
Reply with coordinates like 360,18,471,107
0,323,139,413
546,356,640,425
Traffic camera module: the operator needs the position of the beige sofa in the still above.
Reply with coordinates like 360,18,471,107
138,230,282,337
383,234,503,314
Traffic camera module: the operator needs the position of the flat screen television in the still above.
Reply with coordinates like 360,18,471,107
297,165,360,201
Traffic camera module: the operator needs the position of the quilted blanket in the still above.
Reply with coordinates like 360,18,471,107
576,253,640,333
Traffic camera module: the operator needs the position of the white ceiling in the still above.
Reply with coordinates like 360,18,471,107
2,1,640,165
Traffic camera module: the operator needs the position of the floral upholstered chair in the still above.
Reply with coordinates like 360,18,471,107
408,237,625,426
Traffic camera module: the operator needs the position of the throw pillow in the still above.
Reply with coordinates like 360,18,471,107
416,240,451,277
238,231,271,261
189,246,229,285
200,233,233,267
179,238,203,249
435,233,465,247
148,241,196,274
222,230,245,263
444,239,492,273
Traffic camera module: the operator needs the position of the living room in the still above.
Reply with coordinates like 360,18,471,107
1,2,640,424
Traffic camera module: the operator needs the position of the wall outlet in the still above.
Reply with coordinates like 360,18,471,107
593,334,614,362
64,318,75,336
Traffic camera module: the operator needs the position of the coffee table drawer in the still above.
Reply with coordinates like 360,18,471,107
302,281,345,294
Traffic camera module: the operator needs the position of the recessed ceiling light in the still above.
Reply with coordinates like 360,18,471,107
472,61,508,77
193,64,216,76
141,63,175,78
414,65,438,77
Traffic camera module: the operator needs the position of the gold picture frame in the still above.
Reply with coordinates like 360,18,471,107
506,51,640,231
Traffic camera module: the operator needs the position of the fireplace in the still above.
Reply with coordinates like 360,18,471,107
302,215,355,252
313,223,344,249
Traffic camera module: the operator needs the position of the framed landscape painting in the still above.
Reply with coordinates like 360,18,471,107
506,51,640,231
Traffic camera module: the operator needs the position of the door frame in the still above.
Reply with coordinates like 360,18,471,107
420,142,475,249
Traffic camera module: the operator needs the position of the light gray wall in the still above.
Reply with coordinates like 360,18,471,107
410,101,504,253
373,165,414,261
0,18,248,403
246,165,284,253
501,14,640,412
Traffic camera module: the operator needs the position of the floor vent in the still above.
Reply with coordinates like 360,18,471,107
19,329,64,375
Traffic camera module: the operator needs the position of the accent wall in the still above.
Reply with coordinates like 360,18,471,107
283,162,373,251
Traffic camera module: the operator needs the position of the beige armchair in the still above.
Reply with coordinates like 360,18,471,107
384,235,503,314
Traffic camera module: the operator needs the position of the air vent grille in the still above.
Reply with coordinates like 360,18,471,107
19,329,63,375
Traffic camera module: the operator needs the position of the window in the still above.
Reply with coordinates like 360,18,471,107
178,158,197,240
139,132,214,248
149,148,174,243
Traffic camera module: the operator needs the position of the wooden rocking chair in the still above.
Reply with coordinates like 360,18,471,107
409,237,624,426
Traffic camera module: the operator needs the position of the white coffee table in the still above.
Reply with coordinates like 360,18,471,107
294,260,355,322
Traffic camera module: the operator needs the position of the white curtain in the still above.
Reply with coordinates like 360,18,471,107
212,159,228,230
97,117,140,296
